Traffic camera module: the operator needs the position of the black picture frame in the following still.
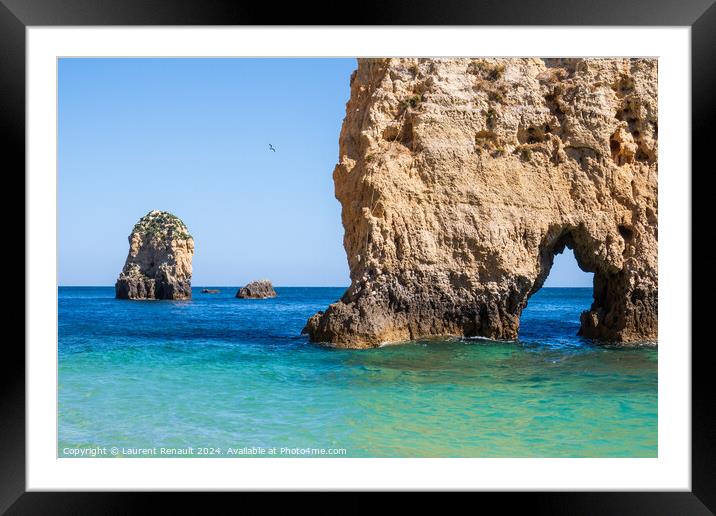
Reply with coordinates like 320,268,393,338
3,0,713,512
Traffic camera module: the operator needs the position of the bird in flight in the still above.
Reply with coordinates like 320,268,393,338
269,144,276,152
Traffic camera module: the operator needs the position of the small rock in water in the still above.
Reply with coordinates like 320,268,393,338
236,280,276,299
201,289,220,294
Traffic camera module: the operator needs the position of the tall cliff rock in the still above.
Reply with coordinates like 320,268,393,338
115,210,194,300
305,58,658,348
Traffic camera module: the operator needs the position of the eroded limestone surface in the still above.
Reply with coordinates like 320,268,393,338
305,58,657,348
115,210,194,300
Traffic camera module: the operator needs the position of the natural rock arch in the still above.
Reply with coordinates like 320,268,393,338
529,224,656,341
304,58,657,349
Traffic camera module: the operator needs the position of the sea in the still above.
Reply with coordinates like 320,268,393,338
58,287,657,458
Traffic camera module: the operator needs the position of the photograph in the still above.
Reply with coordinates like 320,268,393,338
58,56,658,459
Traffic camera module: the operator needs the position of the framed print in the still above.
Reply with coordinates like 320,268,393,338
4,0,714,512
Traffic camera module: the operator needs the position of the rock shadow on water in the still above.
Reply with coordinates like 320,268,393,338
331,337,510,384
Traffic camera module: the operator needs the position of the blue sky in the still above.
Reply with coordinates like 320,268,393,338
58,58,592,288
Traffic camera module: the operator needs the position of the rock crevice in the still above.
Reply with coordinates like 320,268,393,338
304,58,657,348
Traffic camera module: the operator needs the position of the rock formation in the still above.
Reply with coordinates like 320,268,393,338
305,58,657,348
236,280,277,299
115,210,194,300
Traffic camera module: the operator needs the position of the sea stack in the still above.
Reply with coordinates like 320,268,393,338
304,58,658,349
236,280,277,299
115,210,194,300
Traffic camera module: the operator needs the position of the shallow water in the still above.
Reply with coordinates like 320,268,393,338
58,287,657,457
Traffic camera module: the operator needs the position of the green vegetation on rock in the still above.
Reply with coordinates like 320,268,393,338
132,210,192,240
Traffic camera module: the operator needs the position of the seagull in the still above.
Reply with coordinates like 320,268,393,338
269,144,276,152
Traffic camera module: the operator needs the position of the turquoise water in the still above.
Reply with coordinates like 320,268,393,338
58,287,657,458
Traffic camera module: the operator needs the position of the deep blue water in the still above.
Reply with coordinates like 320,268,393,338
58,287,657,457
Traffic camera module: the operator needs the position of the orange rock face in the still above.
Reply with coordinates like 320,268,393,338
305,58,657,348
